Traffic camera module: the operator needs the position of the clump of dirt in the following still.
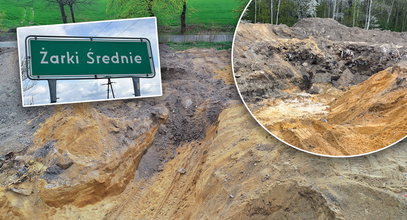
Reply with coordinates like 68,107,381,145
234,18,407,156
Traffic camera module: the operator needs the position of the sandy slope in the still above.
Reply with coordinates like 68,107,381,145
256,65,407,155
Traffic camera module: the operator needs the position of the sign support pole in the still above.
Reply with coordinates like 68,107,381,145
132,77,141,97
48,80,57,103
108,78,115,98
103,78,116,99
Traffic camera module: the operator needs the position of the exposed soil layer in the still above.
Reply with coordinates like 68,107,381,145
0,46,406,219
234,18,407,156
0,46,238,210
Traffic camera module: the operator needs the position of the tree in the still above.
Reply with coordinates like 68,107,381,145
276,0,281,24
47,0,68,23
308,0,319,17
107,0,156,19
147,0,154,16
385,0,395,28
332,0,337,19
242,0,407,31
365,0,373,29
270,0,274,24
296,0,319,19
254,0,257,23
157,0,189,33
48,0,93,23
352,0,359,27
66,0,76,23
180,0,187,33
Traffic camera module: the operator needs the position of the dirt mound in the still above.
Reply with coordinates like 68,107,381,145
0,46,238,214
0,46,406,219
259,66,407,155
292,18,407,44
234,18,407,155
234,20,407,104
72,106,407,219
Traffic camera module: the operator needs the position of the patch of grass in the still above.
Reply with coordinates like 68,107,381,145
188,0,242,25
0,0,108,31
165,41,232,51
33,0,108,24
0,0,33,31
156,0,244,27
158,24,235,35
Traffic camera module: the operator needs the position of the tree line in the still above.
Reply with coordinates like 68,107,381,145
47,0,189,33
243,0,407,32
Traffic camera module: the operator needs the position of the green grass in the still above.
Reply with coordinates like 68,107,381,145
155,0,244,27
166,42,232,51
0,0,108,31
188,0,243,25
0,0,246,32
0,0,33,31
32,0,108,25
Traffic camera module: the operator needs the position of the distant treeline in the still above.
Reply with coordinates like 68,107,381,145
243,0,407,32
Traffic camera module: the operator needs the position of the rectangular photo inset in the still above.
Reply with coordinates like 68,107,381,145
17,17,162,107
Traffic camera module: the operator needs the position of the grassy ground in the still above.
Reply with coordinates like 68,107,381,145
0,0,33,31
0,0,108,31
156,0,243,27
32,0,108,25
165,42,232,51
188,0,243,25
0,0,245,32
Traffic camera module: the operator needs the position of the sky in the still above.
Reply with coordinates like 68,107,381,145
17,17,162,106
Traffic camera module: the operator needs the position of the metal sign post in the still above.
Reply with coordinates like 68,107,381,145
25,35,156,103
102,78,116,99
47,79,57,103
132,78,141,96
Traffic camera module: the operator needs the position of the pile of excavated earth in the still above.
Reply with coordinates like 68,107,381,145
0,43,406,219
234,18,407,156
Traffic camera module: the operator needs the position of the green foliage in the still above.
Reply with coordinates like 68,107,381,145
0,0,246,32
107,0,153,18
243,0,407,32
0,0,33,31
0,0,108,31
107,0,245,26
244,0,298,26
186,0,244,25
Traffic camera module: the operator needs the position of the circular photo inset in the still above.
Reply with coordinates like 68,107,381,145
232,0,407,157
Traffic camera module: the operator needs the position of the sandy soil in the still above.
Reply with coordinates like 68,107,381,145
234,18,407,156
